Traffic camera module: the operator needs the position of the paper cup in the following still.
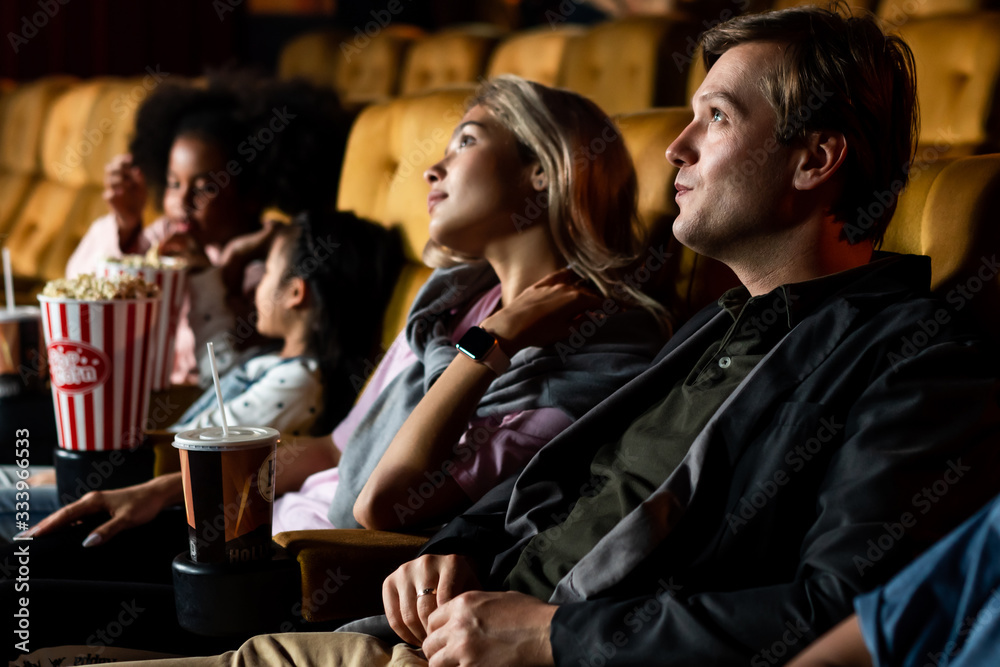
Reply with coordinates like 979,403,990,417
37,295,160,451
100,258,187,391
173,426,279,565
0,306,46,398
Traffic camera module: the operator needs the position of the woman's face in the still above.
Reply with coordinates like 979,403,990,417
423,105,540,257
254,232,294,339
162,135,246,248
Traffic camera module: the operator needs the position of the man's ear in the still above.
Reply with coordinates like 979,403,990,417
530,163,548,192
793,130,847,192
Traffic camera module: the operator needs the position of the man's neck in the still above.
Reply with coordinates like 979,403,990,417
732,219,874,297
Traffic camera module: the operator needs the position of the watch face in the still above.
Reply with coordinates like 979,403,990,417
456,326,497,360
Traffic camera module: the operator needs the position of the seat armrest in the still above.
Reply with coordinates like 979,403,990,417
273,529,429,623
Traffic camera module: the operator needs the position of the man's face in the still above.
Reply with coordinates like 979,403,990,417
666,42,801,263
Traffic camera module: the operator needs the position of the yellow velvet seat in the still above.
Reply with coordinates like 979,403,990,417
278,25,425,107
0,77,75,248
895,12,1000,156
485,25,586,86
335,86,477,349
558,16,702,116
5,78,139,284
397,25,504,96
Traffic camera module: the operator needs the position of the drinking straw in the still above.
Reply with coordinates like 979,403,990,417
207,342,229,437
3,248,13,313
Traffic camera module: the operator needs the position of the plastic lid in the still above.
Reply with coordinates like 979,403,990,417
172,426,280,451
0,306,40,321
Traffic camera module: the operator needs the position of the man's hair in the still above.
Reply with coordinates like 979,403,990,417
701,5,919,246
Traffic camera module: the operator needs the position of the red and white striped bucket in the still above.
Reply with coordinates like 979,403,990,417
99,258,187,391
37,295,160,451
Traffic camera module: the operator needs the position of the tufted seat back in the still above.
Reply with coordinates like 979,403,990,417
398,26,503,96
896,12,1000,156
4,78,141,283
558,16,702,116
0,77,75,246
278,25,424,107
485,25,586,86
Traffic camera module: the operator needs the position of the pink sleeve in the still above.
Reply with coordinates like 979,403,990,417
330,328,417,451
449,407,575,502
65,214,169,278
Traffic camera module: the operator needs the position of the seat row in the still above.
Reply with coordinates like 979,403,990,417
0,7,996,298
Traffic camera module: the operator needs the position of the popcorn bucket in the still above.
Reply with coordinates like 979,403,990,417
100,257,187,391
37,295,160,451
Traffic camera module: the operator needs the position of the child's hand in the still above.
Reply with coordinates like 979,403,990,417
158,231,212,271
480,268,606,356
103,153,147,243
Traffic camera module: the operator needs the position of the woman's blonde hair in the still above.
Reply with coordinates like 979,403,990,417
422,75,667,325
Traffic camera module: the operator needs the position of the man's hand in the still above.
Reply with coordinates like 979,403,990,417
480,268,605,356
383,554,482,646
422,591,557,666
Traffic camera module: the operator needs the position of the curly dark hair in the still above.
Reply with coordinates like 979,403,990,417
275,211,404,434
128,73,350,217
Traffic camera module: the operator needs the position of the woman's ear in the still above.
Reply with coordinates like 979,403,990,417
793,130,848,192
530,163,548,192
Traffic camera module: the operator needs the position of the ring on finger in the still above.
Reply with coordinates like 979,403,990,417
417,588,437,598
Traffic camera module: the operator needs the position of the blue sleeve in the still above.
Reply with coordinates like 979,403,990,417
855,494,1000,667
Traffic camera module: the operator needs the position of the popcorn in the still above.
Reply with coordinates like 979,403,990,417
106,249,187,270
42,273,160,300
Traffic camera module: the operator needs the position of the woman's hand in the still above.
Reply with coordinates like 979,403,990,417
481,268,606,356
103,153,147,249
26,473,183,547
383,554,483,646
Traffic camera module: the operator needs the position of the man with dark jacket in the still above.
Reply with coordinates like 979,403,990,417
147,6,1000,666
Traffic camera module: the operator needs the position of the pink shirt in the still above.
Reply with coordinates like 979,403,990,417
271,283,574,534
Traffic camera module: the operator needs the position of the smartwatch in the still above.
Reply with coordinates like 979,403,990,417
456,326,511,375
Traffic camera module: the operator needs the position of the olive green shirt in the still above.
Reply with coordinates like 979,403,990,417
505,283,807,599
